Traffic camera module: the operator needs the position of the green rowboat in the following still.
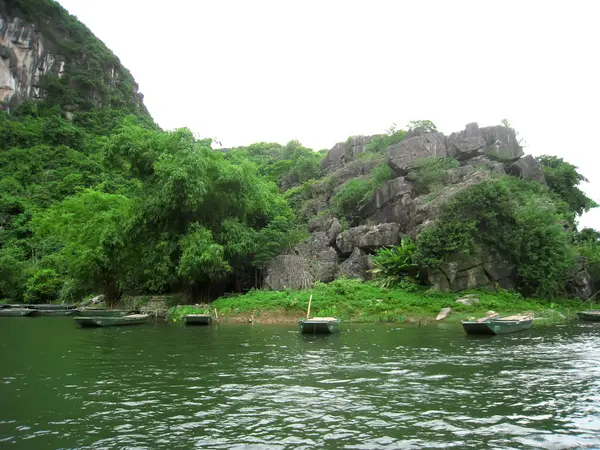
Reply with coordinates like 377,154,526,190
184,314,213,325
74,314,150,327
27,304,76,311
299,317,340,334
0,308,38,317
576,310,600,321
37,309,76,316
75,309,132,317
462,314,533,335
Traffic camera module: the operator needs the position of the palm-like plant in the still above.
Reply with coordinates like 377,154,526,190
370,237,419,288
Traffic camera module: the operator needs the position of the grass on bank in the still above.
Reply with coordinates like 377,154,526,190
169,278,586,324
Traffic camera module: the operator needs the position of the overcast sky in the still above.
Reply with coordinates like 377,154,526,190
58,0,600,229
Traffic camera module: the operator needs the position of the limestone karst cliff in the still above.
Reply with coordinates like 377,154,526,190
0,0,146,113
265,123,594,299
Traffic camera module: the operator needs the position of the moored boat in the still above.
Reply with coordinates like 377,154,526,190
184,314,213,325
74,314,150,327
462,314,533,335
37,309,77,316
75,309,132,317
576,310,600,322
299,317,340,334
0,308,38,317
31,304,76,311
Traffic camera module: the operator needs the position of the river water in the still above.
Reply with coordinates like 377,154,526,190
1,318,599,449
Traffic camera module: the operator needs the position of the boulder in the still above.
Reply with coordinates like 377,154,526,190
447,123,523,162
339,247,373,280
358,223,400,251
335,225,370,256
325,218,342,246
567,257,594,300
428,250,515,292
387,132,448,176
335,224,400,256
507,154,545,182
320,135,382,173
362,176,413,219
80,294,105,307
295,232,339,282
455,295,480,306
264,255,315,290
436,307,452,321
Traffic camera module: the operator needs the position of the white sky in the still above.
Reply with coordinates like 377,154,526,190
58,0,600,229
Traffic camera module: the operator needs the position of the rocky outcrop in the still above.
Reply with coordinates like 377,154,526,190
335,223,399,256
270,123,543,294
567,258,594,300
428,252,515,292
0,7,145,112
321,135,383,173
339,247,373,280
507,154,545,182
387,133,448,175
387,123,523,177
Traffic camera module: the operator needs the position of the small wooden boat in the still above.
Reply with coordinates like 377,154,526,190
74,314,150,327
31,304,76,311
0,308,38,317
184,314,213,325
462,314,533,335
37,309,76,316
299,317,340,334
75,309,132,317
576,310,600,322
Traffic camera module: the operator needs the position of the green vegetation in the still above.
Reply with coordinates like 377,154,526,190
1,0,598,316
414,176,582,297
207,278,583,323
406,157,460,195
371,238,419,288
331,163,395,223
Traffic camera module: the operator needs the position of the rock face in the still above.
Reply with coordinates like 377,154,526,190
567,258,594,300
0,7,145,112
321,135,383,173
267,122,547,294
507,154,545,182
387,123,523,177
427,251,515,292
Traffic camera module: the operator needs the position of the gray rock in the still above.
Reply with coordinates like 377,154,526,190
455,295,480,306
339,247,373,280
335,225,370,256
264,255,315,290
335,224,400,256
320,135,382,173
387,132,448,176
80,294,105,307
567,257,594,300
447,123,523,162
362,176,413,219
507,154,545,182
436,307,452,321
358,223,400,251
326,218,342,246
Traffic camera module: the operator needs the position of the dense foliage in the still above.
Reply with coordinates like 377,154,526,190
414,175,589,297
1,2,598,306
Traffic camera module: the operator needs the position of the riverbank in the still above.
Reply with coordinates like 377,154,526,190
168,279,588,325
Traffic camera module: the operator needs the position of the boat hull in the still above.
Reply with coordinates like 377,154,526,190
30,304,76,311
184,314,212,325
299,318,340,334
0,308,37,317
37,309,76,316
75,309,132,317
576,311,600,321
462,321,496,335
486,318,533,334
74,314,149,327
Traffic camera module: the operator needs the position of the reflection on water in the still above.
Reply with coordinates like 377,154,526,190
1,319,599,449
